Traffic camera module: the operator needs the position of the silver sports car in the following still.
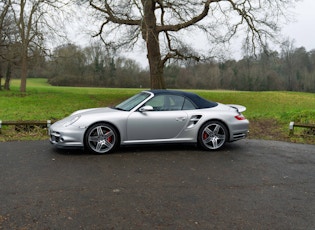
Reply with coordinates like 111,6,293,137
49,90,249,154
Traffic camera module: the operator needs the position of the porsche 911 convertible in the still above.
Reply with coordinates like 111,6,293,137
49,90,249,154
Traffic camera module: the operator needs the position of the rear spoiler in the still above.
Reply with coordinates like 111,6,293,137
227,104,246,113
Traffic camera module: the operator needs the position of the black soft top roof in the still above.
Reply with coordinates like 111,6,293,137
148,90,218,109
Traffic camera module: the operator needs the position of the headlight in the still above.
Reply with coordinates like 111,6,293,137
63,116,80,127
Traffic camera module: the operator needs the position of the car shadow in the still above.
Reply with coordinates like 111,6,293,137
51,146,86,156
51,142,241,156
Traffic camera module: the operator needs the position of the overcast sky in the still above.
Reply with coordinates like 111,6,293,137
282,0,315,51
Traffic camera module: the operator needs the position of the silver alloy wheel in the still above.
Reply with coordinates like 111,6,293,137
85,123,117,154
199,121,227,150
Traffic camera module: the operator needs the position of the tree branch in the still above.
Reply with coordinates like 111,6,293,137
158,0,220,32
161,31,200,66
89,0,141,26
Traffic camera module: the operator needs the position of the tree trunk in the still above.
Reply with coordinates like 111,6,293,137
142,0,165,89
4,62,12,90
0,66,2,90
20,51,27,92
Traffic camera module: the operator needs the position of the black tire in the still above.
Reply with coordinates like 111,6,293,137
84,123,119,154
198,120,228,150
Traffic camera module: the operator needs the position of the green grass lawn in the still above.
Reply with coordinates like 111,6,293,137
1,78,315,144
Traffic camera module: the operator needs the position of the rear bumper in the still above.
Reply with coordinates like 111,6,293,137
228,120,249,142
230,130,249,141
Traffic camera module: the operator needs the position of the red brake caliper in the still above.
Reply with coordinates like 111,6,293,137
203,131,208,140
106,131,112,143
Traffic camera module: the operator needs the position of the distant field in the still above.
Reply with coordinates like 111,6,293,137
1,78,315,143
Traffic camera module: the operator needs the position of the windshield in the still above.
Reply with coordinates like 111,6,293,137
115,92,151,111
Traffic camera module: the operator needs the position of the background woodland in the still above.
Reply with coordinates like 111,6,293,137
2,43,314,92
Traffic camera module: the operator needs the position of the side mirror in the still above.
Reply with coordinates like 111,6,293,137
139,105,154,112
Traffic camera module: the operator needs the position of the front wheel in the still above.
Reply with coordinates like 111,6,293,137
198,121,228,150
84,123,118,154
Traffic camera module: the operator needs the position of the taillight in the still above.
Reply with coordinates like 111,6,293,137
235,114,246,120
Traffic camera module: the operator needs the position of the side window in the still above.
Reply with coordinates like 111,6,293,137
167,95,185,110
145,95,164,111
145,95,186,111
182,99,196,110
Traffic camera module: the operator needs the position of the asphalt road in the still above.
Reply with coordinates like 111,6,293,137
0,139,314,229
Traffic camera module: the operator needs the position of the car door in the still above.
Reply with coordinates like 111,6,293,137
126,95,188,141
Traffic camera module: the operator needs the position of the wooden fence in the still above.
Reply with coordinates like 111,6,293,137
289,122,315,136
0,120,52,134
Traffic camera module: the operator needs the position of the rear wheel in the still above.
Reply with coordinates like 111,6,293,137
198,121,228,150
84,123,118,154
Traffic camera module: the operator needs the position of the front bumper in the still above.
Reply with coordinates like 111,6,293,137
49,126,85,149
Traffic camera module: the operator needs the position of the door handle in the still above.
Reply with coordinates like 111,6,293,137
176,117,186,122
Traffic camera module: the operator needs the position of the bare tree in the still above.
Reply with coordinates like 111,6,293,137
0,0,17,90
7,0,70,92
88,0,296,89
0,0,10,90
280,39,296,91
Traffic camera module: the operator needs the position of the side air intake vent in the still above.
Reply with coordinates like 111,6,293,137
187,115,202,128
